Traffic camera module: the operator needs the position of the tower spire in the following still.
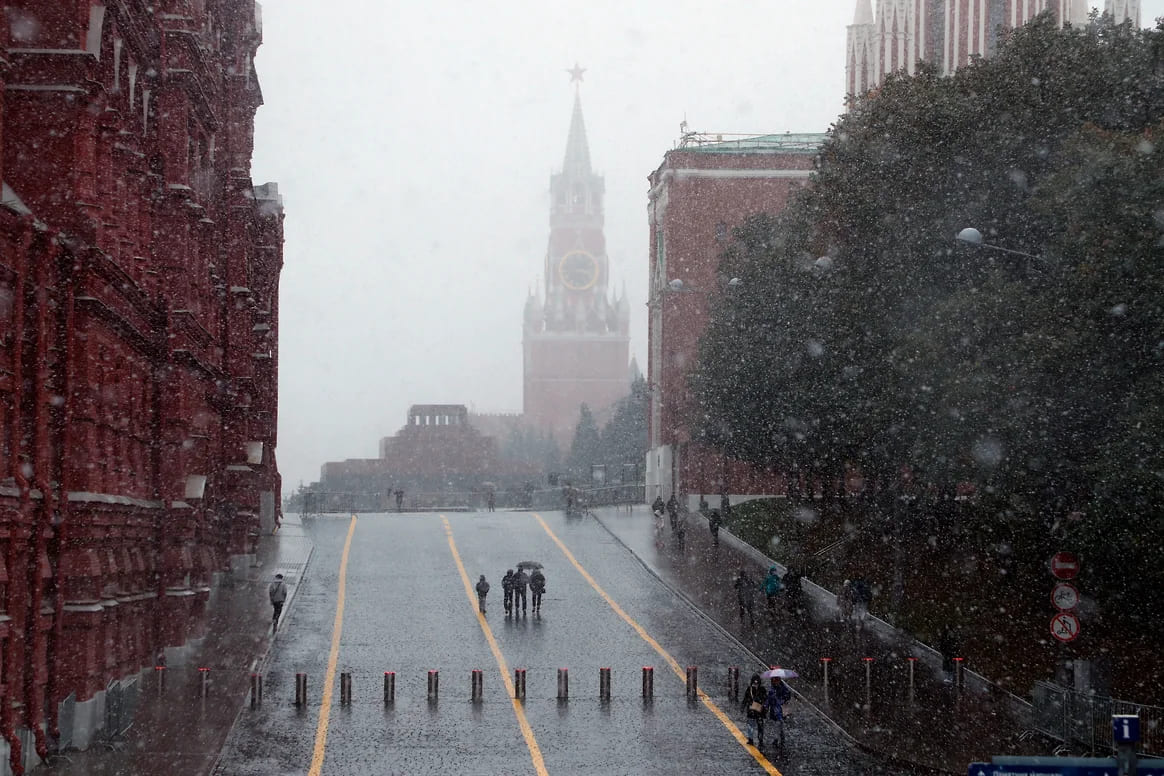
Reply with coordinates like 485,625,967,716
563,65,591,176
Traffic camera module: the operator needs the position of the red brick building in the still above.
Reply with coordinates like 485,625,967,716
0,2,282,770
522,85,631,446
645,133,824,505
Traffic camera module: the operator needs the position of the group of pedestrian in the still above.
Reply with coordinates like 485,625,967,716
837,578,872,629
742,673,794,749
481,566,546,616
733,565,806,625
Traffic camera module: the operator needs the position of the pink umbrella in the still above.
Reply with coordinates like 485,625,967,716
760,668,798,680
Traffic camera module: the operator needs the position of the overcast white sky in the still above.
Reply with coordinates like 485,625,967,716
251,1,1164,491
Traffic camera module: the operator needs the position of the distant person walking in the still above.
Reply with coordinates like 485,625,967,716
938,624,960,684
475,575,490,613
720,492,732,519
852,578,873,629
513,567,529,615
395,489,404,512
666,494,679,531
708,509,723,547
652,495,666,517
762,566,783,613
734,568,756,627
783,568,805,615
742,673,767,746
502,569,515,616
268,573,287,628
838,579,855,623
487,491,496,512
529,568,546,614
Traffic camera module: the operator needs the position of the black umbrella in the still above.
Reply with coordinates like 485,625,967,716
516,561,543,570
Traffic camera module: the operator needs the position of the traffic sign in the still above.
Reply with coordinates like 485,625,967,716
1112,714,1140,743
1051,582,1080,611
1050,611,1081,643
1050,551,1080,580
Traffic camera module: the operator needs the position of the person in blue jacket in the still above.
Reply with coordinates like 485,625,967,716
766,675,794,748
762,566,783,613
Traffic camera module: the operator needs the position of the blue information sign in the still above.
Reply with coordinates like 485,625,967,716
1112,714,1141,744
968,757,1164,776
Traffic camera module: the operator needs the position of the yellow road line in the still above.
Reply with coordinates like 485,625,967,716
307,515,358,776
442,516,549,776
533,513,782,776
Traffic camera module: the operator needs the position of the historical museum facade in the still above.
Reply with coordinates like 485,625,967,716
846,0,1142,97
645,134,825,505
522,84,631,446
0,2,282,771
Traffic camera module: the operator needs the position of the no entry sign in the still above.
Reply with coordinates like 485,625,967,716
1050,551,1080,580
1051,582,1080,611
1051,611,1081,643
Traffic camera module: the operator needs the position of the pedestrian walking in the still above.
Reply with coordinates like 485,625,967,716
762,566,783,613
487,491,496,512
475,575,490,613
513,567,529,615
529,568,546,614
742,673,767,746
766,675,794,749
502,569,515,616
675,508,687,548
838,579,855,623
734,568,756,626
938,623,960,683
652,495,666,517
720,492,732,519
666,494,679,530
783,568,805,615
852,578,873,629
268,573,287,628
395,489,404,512
708,509,723,547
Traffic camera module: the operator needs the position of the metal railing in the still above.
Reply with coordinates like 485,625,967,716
1032,680,1164,756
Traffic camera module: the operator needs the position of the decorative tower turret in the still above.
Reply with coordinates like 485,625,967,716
522,66,631,446
846,0,876,98
1106,0,1141,25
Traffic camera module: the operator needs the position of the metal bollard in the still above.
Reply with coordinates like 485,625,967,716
954,657,965,690
514,669,526,700
340,672,351,706
728,666,740,701
821,657,832,704
250,673,263,709
557,668,569,701
155,665,166,696
686,666,698,701
384,672,395,704
642,667,654,700
295,673,307,707
198,667,210,698
863,658,874,708
907,657,917,704
427,670,439,701
471,670,483,702
599,668,611,701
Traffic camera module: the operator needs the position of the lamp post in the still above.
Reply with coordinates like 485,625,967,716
955,227,1045,271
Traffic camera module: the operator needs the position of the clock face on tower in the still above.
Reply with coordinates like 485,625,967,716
558,250,599,291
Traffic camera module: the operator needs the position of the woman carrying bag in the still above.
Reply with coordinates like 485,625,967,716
741,673,767,746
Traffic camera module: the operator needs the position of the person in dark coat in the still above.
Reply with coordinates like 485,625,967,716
720,492,732,519
783,568,804,614
708,509,723,547
394,489,404,511
512,567,529,615
742,673,767,746
734,568,756,626
529,568,546,613
652,495,666,517
938,624,960,683
501,569,515,616
666,494,679,530
475,575,490,613
268,573,287,628
766,676,793,748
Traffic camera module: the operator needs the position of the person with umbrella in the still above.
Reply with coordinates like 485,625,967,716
512,562,533,615
762,668,796,749
741,673,767,747
529,566,546,614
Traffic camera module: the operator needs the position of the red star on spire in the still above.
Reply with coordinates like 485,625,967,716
566,63,586,84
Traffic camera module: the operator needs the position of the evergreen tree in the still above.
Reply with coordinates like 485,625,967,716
567,405,602,481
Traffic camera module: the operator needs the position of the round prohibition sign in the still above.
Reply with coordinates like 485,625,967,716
1051,582,1080,611
1050,611,1081,643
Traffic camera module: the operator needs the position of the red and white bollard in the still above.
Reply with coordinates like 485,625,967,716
427,670,439,701
514,668,526,700
250,673,263,709
642,666,654,700
820,658,832,704
384,672,395,704
686,666,698,701
198,667,210,699
599,668,611,701
728,666,740,701
471,669,483,702
557,668,569,701
862,658,874,709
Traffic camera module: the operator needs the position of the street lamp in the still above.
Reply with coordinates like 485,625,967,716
955,227,1044,266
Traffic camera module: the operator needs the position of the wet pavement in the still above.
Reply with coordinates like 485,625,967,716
38,515,313,776
216,511,917,775
591,506,1047,773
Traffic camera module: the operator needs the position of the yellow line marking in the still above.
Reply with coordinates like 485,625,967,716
307,515,357,776
442,515,549,776
533,513,782,776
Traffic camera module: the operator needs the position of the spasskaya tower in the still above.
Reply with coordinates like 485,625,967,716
523,66,631,445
